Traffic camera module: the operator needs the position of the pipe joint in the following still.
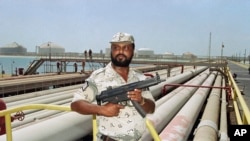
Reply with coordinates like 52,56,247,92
210,92,220,98
194,120,218,134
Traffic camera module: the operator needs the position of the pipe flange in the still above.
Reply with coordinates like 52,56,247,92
194,120,218,135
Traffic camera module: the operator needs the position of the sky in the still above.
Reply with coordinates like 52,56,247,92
0,0,249,57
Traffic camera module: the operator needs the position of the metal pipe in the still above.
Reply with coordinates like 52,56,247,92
159,71,217,141
219,77,229,141
141,70,210,141
193,74,222,141
6,90,75,107
3,84,82,103
1,67,208,140
11,101,71,128
150,66,207,99
0,112,92,141
155,67,207,108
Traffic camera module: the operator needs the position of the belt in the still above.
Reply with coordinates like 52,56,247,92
101,134,117,141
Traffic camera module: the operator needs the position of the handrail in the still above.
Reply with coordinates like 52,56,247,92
0,104,71,141
92,114,161,141
146,119,161,141
0,104,160,141
226,67,250,124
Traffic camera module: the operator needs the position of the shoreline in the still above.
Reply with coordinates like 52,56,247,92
0,55,38,58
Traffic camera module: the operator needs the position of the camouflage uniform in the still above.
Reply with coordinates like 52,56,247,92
72,62,155,141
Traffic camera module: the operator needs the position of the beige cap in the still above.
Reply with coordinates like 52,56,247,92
110,32,134,44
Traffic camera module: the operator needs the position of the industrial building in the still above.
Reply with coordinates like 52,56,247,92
162,52,175,58
105,47,155,58
0,42,27,55
136,48,154,57
182,52,197,59
37,42,65,56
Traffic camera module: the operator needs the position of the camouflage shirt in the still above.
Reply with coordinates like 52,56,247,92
72,62,155,141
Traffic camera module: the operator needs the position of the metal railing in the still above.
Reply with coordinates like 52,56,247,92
226,67,250,124
0,104,160,141
0,104,71,141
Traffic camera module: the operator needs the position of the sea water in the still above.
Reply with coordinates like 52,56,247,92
0,55,99,75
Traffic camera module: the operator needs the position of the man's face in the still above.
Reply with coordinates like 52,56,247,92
110,42,134,67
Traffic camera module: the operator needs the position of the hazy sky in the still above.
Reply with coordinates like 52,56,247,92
0,0,249,57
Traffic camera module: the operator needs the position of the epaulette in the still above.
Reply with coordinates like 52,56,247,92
131,69,146,81
91,67,106,77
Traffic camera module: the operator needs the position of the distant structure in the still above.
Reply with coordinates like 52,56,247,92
37,42,65,56
105,48,111,57
182,52,197,59
0,42,27,55
136,48,154,57
162,52,175,58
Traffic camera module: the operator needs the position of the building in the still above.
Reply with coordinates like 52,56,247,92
105,47,111,57
162,52,175,58
0,42,27,55
37,42,65,56
182,52,197,62
136,48,154,57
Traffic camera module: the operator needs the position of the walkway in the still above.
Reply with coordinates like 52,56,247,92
228,61,250,109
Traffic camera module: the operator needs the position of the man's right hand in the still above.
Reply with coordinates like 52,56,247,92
98,103,124,117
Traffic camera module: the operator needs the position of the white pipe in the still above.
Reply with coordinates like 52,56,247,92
6,90,75,107
141,70,210,141
2,67,207,140
150,67,207,99
219,77,229,141
193,74,222,141
12,102,70,128
156,68,207,108
0,112,92,141
13,99,71,116
3,84,83,103
159,71,217,141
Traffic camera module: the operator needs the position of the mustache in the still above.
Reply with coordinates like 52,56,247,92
115,54,127,58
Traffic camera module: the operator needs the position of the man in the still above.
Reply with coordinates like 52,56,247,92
71,32,155,141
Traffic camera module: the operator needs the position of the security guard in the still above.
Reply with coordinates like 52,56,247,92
71,32,155,141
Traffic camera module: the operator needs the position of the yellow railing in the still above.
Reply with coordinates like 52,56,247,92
226,67,250,124
0,104,160,141
91,114,160,141
0,104,71,141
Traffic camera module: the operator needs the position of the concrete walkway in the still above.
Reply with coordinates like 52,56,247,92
228,61,250,109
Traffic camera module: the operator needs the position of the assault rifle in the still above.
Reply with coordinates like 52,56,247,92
96,72,165,117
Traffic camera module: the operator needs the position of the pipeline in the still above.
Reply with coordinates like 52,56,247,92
3,84,82,103
150,66,207,99
0,67,208,141
156,67,207,108
219,77,229,141
159,71,217,141
6,89,76,108
4,67,207,128
141,69,210,141
11,102,70,128
193,74,222,141
1,112,92,141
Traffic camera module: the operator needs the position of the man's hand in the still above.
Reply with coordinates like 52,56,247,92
127,89,144,104
98,103,124,117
